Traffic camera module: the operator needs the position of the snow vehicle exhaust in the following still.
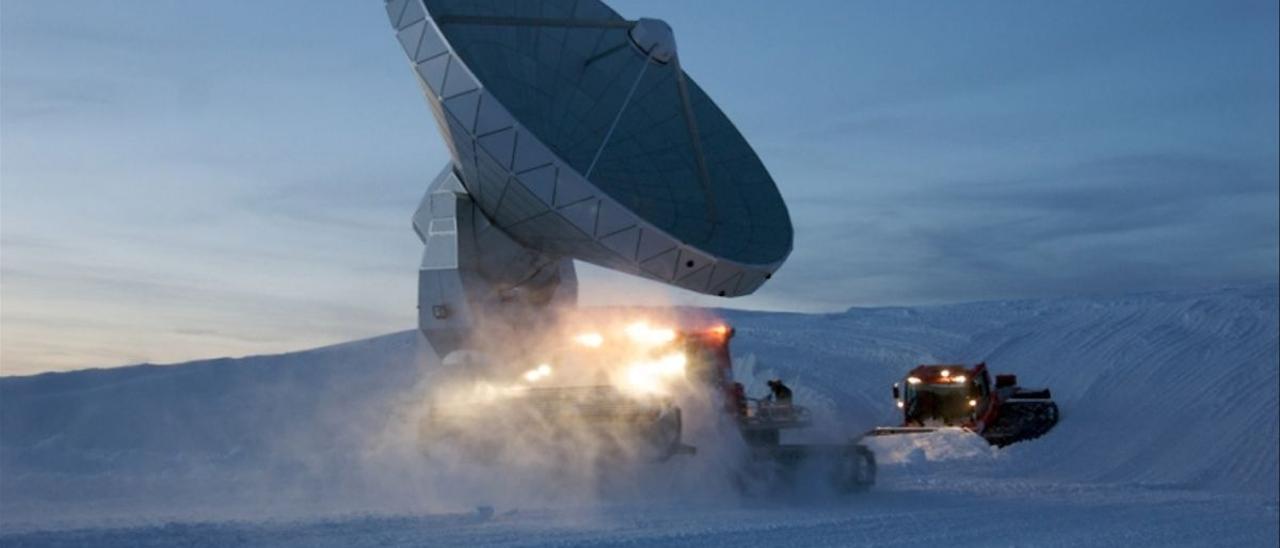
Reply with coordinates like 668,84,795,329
871,363,1059,447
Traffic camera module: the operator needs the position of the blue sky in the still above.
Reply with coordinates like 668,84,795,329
2,1,1276,375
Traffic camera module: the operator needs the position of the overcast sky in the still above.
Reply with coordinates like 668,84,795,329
2,1,1277,375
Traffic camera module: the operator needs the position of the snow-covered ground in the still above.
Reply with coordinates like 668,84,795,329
2,285,1277,546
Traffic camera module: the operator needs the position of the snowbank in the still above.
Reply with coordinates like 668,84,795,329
1,284,1276,531
722,283,1279,495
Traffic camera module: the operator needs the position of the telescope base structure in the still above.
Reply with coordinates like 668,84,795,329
413,165,577,357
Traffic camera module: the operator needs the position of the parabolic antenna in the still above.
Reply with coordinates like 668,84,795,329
383,0,793,354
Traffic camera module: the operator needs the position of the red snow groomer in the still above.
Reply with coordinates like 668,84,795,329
419,321,876,492
871,363,1059,447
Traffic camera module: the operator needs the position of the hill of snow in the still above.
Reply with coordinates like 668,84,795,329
2,285,1277,546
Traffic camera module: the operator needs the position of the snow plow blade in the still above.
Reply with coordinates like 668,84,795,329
865,402,1059,447
867,426,956,436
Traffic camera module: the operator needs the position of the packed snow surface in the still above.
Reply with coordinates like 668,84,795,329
2,285,1277,546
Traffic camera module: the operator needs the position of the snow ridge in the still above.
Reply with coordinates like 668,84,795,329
1,284,1276,540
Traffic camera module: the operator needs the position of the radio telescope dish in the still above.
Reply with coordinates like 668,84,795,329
384,0,792,353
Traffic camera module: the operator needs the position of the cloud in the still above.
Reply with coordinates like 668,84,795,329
232,163,431,234
921,153,1272,243
3,0,1276,373
768,153,1278,306
913,154,1272,248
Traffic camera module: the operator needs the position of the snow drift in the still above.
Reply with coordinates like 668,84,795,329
1,284,1276,534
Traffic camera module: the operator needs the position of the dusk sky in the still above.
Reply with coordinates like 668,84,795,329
2,1,1277,375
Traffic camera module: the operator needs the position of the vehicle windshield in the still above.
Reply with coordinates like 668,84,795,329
904,383,972,425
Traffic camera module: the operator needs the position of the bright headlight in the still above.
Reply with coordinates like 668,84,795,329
968,399,978,407
573,332,604,347
953,375,967,383
907,376,922,385
523,364,552,382
621,352,686,395
624,322,676,345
